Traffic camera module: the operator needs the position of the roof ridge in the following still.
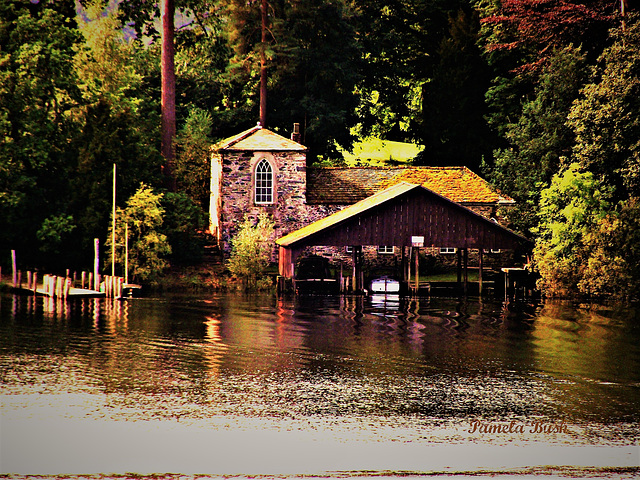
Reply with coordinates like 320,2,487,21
218,124,262,149
309,165,467,171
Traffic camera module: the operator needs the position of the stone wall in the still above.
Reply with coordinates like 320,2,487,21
217,149,339,259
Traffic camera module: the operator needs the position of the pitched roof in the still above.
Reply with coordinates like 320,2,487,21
277,182,529,249
214,125,307,152
277,182,419,247
306,166,513,205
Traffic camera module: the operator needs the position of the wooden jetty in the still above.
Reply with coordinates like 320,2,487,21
3,248,139,299
2,269,132,299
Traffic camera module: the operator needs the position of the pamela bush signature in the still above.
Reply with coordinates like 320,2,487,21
468,420,569,435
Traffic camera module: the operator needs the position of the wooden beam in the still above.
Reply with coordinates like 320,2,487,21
479,248,484,296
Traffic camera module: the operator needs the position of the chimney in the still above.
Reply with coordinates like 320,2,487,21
290,123,301,143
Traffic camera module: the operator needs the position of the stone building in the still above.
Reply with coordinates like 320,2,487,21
209,124,515,267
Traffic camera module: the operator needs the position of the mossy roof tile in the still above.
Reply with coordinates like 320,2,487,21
215,126,307,152
307,167,513,205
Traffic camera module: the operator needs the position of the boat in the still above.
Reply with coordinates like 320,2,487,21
370,275,400,293
294,255,339,294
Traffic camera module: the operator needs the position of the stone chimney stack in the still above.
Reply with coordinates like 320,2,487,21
291,123,301,143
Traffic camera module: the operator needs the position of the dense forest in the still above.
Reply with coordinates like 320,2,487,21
1,0,639,299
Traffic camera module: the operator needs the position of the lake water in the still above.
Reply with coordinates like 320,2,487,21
1,292,639,478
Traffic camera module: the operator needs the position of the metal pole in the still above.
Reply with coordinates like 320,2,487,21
124,223,129,285
112,163,116,277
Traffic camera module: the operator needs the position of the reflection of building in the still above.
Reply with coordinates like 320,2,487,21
209,124,529,285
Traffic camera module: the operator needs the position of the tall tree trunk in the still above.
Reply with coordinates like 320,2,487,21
161,0,176,191
259,0,268,127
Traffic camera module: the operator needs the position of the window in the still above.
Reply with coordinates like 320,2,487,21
439,247,457,254
378,246,394,255
254,158,274,204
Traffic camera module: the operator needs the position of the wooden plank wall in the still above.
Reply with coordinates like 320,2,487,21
302,189,522,250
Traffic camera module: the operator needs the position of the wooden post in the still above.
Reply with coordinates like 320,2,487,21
32,272,38,295
64,277,71,298
27,271,33,290
55,276,63,298
456,249,462,286
88,272,93,292
478,248,484,296
351,247,357,293
81,271,87,289
12,250,17,285
407,247,412,291
463,248,469,296
93,238,100,291
414,247,419,294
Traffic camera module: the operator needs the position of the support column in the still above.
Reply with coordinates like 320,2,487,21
478,248,484,296
463,248,469,296
352,246,363,293
414,247,420,294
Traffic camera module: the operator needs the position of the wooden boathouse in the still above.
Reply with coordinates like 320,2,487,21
276,182,532,294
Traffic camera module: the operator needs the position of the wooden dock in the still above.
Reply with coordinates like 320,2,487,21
3,270,129,299
11,284,105,298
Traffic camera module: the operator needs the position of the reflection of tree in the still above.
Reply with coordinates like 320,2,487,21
530,303,639,421
204,315,227,382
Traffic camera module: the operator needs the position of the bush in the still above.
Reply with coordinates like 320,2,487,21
227,212,275,290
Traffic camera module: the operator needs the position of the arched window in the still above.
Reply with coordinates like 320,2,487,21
254,158,274,204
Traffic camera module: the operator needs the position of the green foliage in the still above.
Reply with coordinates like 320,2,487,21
75,1,143,112
417,7,494,171
0,1,83,262
227,213,275,290
533,163,611,297
488,46,588,234
107,184,171,283
568,15,640,200
37,214,77,254
161,192,208,265
174,107,213,210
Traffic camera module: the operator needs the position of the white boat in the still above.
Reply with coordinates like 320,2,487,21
370,276,400,293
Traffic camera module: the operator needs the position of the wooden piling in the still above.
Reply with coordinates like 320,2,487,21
55,276,63,298
64,277,71,298
93,238,100,291
12,250,17,285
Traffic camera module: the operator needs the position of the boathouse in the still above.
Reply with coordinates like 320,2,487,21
210,126,516,246
276,182,531,293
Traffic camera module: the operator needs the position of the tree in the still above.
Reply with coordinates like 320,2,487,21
161,192,208,265
416,8,495,171
174,107,214,211
488,46,588,234
108,184,171,283
161,0,177,191
533,163,611,297
227,212,275,289
567,14,640,201
0,0,83,266
352,0,466,143
481,0,614,74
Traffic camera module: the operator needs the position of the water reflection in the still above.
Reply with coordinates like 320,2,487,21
1,292,639,431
